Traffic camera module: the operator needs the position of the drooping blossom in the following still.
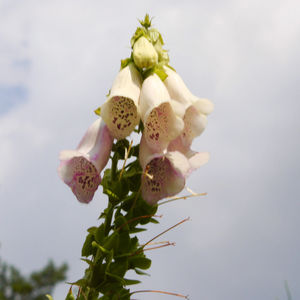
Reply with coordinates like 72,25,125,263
58,118,113,203
164,67,214,151
163,66,214,115
101,63,142,140
139,73,184,153
167,105,207,155
139,135,209,205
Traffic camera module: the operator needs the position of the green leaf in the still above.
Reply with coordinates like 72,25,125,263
105,271,125,285
103,232,119,252
81,233,95,257
92,241,110,255
149,217,159,224
134,268,150,276
103,188,120,201
112,139,130,157
114,215,129,231
87,226,97,234
94,107,101,116
124,278,141,285
128,256,151,270
129,227,147,233
117,231,131,254
65,290,75,300
46,295,54,300
111,180,129,199
148,28,164,45
80,258,93,266
95,224,105,244
66,278,87,287
130,27,147,48
153,65,168,81
138,14,152,29
120,193,136,212
109,258,128,278
121,58,132,69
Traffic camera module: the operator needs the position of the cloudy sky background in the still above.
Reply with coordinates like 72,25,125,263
1,0,300,299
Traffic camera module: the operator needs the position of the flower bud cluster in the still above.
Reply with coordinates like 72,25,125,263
58,15,213,206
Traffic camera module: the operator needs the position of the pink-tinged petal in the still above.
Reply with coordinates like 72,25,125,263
84,121,113,173
182,106,207,145
187,151,210,171
164,67,214,115
101,63,142,139
168,107,207,154
139,134,190,205
58,155,101,203
58,118,113,203
141,153,189,205
139,134,158,170
167,136,210,176
139,74,184,152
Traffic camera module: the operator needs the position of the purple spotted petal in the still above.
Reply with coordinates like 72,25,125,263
58,118,113,203
139,134,190,205
101,63,142,139
139,73,184,152
58,155,101,203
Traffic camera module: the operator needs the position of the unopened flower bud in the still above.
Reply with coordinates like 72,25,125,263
133,36,158,69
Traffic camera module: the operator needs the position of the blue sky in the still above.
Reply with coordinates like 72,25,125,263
0,85,28,114
0,0,300,299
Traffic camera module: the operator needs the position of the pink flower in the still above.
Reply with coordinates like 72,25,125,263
139,73,184,153
139,135,209,205
164,67,214,151
58,118,113,203
101,63,142,140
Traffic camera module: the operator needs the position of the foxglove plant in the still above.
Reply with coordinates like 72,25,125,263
57,14,213,300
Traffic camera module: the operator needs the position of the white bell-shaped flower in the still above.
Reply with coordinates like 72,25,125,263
139,135,209,205
139,73,184,152
164,66,213,150
101,63,142,139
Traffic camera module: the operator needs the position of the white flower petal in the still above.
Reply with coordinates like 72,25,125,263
101,63,142,139
164,66,214,115
139,74,184,152
188,152,210,171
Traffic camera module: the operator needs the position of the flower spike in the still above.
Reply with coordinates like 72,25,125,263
58,118,113,203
